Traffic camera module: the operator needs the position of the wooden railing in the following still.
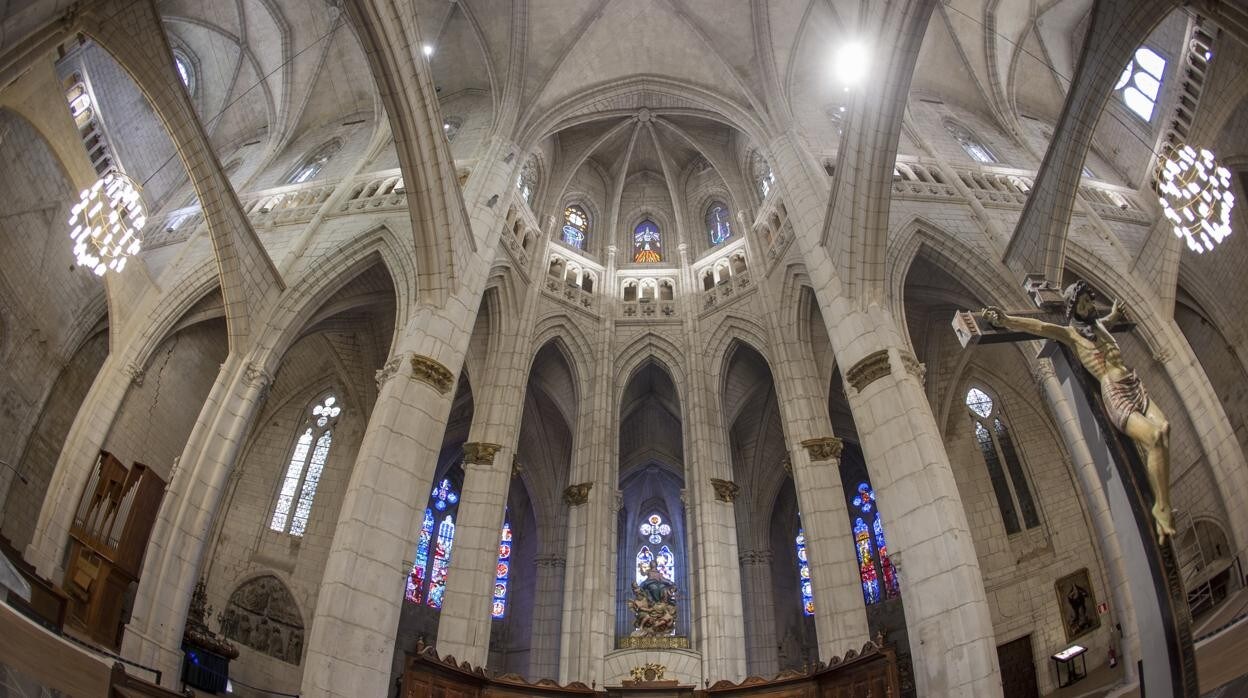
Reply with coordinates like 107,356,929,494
402,640,899,697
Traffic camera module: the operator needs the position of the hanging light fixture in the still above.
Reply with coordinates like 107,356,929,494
1156,144,1235,253
67,171,147,275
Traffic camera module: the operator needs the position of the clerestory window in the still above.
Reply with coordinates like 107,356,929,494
1115,47,1166,122
966,386,1040,534
269,393,341,536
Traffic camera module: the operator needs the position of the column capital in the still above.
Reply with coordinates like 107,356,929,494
462,442,503,465
845,350,891,392
898,349,926,385
563,481,593,506
738,549,774,566
709,478,740,503
125,361,146,386
799,437,843,462
374,353,406,390
411,353,455,394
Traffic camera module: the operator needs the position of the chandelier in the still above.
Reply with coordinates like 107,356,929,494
1156,144,1235,253
68,172,147,275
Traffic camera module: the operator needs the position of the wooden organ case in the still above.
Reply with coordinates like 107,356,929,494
63,451,164,647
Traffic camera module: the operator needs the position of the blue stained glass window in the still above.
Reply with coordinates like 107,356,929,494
426,514,456,608
563,205,588,250
432,478,459,511
635,545,654,585
405,509,435,604
795,528,814,616
633,220,662,263
873,513,900,599
852,482,875,513
706,202,732,245
655,545,675,586
853,517,880,604
491,518,512,618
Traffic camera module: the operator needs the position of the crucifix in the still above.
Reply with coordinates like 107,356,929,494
952,279,1197,698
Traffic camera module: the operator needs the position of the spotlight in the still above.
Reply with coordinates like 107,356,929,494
422,44,434,57
834,41,870,89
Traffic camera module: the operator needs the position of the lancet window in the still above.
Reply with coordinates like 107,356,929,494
491,517,512,619
269,394,341,537
518,158,538,208
944,120,997,164
405,475,462,608
706,201,732,246
1115,47,1166,121
635,514,675,589
795,526,814,616
633,219,662,263
562,204,589,250
751,151,775,200
966,386,1040,534
287,140,341,184
847,482,900,604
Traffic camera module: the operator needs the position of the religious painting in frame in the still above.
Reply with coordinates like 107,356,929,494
1055,568,1100,641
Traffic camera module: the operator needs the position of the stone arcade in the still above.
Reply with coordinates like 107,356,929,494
0,1,1247,697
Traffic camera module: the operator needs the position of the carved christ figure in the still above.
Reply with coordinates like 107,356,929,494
982,281,1176,543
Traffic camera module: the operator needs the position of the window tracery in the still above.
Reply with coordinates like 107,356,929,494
404,475,464,608
633,219,662,263
172,50,194,93
269,394,341,536
562,204,589,250
635,514,676,588
750,152,775,200
706,201,732,246
517,158,538,208
1115,47,1166,121
287,140,341,185
944,120,997,164
966,386,1040,534
443,117,462,143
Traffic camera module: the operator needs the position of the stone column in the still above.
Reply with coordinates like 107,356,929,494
121,354,272,685
1033,359,1139,682
530,552,567,679
839,340,1000,696
738,549,778,676
435,441,511,665
301,349,461,698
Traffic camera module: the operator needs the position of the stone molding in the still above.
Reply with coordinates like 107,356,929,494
411,354,455,394
511,456,523,479
1030,359,1057,385
243,362,274,403
845,350,891,392
898,349,926,385
534,554,567,568
125,361,146,386
709,478,740,502
563,482,592,506
800,437,844,461
781,454,792,475
738,549,773,566
462,442,503,465
374,354,405,389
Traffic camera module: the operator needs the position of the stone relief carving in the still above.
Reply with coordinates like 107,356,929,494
845,350,891,392
738,549,773,566
125,362,145,386
462,442,503,465
219,575,304,665
410,354,455,394
709,478,739,503
800,436,844,462
898,350,925,385
563,482,592,505
374,354,405,390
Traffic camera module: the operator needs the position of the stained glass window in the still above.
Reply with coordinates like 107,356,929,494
751,152,775,200
405,509,435,604
944,120,997,164
173,51,193,92
405,472,464,607
843,482,900,604
1116,47,1166,121
967,386,1041,534
562,204,588,250
270,394,341,536
635,513,674,586
518,158,538,208
795,528,814,616
706,202,732,246
633,220,662,263
491,518,512,618
853,517,880,604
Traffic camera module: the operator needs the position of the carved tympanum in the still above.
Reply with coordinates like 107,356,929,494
219,575,304,665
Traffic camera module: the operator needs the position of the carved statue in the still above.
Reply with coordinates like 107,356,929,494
629,562,678,637
982,281,1175,542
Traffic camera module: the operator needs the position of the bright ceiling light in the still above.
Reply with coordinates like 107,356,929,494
67,172,146,275
422,44,434,57
834,41,870,89
1156,144,1235,253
